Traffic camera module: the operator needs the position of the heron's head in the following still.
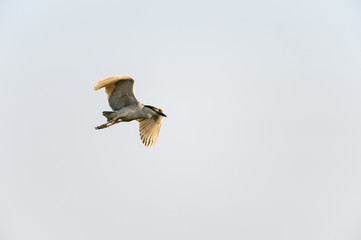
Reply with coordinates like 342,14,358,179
144,105,167,117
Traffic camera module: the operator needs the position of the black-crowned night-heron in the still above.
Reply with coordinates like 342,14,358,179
94,75,166,147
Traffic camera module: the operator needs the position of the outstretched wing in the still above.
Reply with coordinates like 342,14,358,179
94,76,139,111
138,114,163,147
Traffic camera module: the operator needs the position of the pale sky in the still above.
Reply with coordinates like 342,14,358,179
1,0,361,239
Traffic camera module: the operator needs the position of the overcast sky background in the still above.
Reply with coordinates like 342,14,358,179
1,0,361,239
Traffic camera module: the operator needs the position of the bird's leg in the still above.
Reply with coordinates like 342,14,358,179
95,123,110,129
95,118,122,130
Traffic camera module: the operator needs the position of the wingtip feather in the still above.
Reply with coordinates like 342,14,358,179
94,75,134,91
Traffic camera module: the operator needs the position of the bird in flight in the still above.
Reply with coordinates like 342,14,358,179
94,75,167,147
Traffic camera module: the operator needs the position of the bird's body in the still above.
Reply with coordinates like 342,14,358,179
94,75,166,147
104,103,147,122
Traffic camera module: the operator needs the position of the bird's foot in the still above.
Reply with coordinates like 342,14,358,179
95,123,110,129
95,118,122,130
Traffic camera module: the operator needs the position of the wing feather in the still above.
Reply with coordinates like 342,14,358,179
94,76,139,111
138,115,163,147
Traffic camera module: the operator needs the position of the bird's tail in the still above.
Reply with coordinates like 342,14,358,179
102,111,116,122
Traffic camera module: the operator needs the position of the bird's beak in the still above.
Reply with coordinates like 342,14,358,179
159,112,167,117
